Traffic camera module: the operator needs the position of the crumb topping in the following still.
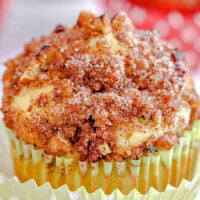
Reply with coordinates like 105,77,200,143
2,11,199,161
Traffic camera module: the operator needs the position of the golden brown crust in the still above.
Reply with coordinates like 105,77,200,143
2,11,199,161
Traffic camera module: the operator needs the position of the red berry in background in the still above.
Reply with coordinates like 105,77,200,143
129,0,200,12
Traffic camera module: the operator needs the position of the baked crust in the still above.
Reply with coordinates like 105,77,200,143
2,11,199,161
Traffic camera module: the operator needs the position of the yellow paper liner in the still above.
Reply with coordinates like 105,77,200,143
0,171,200,199
6,120,200,197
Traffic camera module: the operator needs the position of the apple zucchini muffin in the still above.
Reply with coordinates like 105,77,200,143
2,11,200,195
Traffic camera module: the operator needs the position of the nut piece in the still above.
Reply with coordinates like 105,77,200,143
20,62,40,84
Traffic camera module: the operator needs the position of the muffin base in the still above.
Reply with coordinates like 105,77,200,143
9,120,200,195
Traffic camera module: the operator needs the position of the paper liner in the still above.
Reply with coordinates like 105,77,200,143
6,120,200,197
0,172,200,200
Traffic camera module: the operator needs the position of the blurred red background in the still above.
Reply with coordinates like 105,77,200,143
129,0,200,12
102,0,200,72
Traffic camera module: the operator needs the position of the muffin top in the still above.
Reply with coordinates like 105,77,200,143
2,11,199,161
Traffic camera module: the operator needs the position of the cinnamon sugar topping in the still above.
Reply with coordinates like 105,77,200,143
2,11,199,161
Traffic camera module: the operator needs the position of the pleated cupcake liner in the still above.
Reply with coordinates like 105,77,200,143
0,172,200,200
3,120,200,199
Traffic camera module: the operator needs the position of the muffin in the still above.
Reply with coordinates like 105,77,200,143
2,11,200,195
